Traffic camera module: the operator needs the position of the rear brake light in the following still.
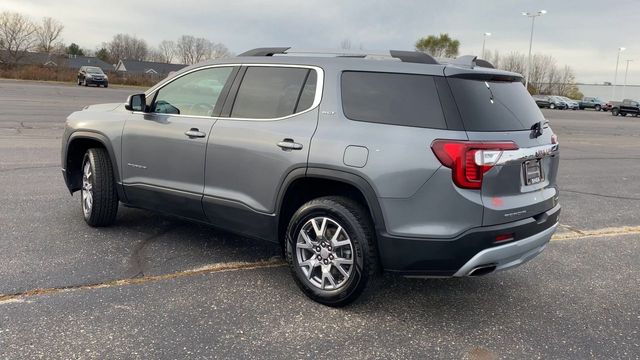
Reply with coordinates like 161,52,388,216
431,140,519,189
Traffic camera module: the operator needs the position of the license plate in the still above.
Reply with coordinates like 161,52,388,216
523,160,543,185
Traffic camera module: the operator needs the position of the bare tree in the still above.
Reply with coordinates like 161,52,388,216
176,35,196,64
210,43,230,59
0,11,37,65
157,40,176,63
35,17,63,53
176,35,230,65
528,54,555,94
490,50,580,97
107,34,148,62
499,52,527,75
340,38,351,50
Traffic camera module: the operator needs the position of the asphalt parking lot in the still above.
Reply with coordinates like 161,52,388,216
0,79,638,359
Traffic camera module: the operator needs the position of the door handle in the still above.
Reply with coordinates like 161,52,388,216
185,128,206,138
277,138,303,151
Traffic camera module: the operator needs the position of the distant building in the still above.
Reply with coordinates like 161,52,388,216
63,55,113,71
114,59,187,76
0,50,59,66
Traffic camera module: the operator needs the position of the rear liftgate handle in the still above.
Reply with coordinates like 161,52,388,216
277,138,303,151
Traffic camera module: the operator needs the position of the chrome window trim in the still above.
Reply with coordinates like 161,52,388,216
496,144,559,165
133,63,324,121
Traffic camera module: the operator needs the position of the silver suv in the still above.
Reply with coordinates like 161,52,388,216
61,48,560,306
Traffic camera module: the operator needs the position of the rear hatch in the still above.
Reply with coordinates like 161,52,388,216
445,68,559,226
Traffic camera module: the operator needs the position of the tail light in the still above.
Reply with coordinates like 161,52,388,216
431,140,519,189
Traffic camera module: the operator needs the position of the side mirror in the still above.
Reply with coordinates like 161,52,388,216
125,93,146,112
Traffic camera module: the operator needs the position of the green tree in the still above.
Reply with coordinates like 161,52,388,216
66,42,84,56
415,33,460,58
95,47,109,62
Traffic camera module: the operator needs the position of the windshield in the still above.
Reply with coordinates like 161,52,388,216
86,67,104,74
448,78,545,131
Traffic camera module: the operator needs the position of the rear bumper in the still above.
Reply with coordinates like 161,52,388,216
453,222,556,276
378,204,560,276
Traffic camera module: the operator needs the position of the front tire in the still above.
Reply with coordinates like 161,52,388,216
550,103,555,109
285,196,378,307
595,105,601,111
81,148,118,227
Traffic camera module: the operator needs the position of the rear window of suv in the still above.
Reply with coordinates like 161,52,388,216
341,71,447,129
447,78,544,131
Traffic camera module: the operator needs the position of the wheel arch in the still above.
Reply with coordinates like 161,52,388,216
275,168,386,248
64,131,124,199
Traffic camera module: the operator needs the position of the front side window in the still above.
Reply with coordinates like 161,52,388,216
152,67,233,117
231,66,315,119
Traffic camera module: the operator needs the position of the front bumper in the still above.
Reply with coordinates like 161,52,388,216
86,78,108,85
378,204,560,276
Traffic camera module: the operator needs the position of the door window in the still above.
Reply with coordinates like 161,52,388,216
152,67,233,116
230,66,315,119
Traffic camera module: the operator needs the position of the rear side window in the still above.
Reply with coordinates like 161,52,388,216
231,66,313,119
447,79,544,131
341,71,446,129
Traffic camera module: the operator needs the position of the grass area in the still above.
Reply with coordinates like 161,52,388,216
0,65,158,87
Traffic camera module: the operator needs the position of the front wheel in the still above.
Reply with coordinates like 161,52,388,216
81,148,118,227
612,108,619,116
285,196,378,307
595,105,601,111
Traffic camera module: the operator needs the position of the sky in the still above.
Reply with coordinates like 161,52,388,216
4,0,639,84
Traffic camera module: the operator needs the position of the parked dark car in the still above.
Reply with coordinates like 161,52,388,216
77,66,109,87
533,95,566,109
532,95,550,108
548,96,568,110
579,97,606,111
611,99,640,117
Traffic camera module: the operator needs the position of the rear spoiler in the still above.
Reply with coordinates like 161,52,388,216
441,55,523,82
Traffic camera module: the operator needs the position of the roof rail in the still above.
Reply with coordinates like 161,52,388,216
238,47,290,56
237,47,439,65
389,50,438,64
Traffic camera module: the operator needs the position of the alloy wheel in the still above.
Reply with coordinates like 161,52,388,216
295,216,354,291
81,160,93,217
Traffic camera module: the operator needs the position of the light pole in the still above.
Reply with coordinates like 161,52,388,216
481,32,491,59
612,47,626,100
622,59,633,99
522,10,547,89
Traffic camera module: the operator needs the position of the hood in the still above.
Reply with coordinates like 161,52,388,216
82,103,122,112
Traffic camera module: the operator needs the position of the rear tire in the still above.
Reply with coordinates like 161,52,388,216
550,103,555,109
81,148,118,227
285,196,378,307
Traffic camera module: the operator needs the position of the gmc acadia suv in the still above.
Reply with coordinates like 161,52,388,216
61,48,560,306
